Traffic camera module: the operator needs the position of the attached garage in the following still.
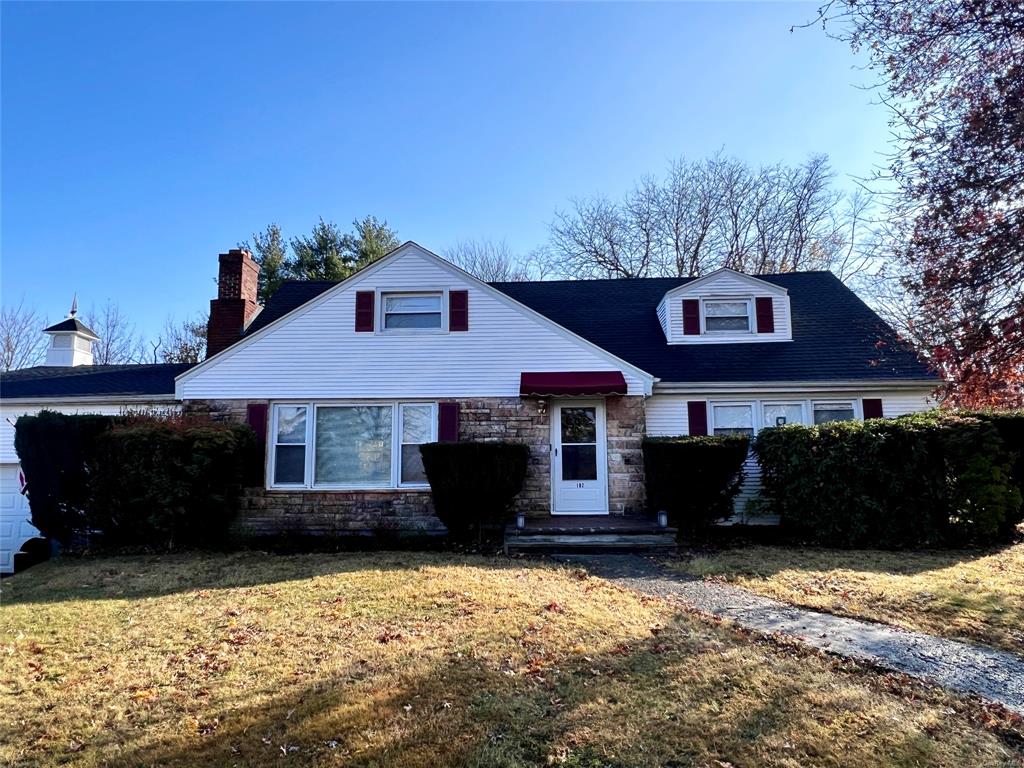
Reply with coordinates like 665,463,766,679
0,463,38,574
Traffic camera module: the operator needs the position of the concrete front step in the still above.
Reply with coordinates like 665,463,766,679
505,532,677,554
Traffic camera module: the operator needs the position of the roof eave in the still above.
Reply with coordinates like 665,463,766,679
652,378,940,395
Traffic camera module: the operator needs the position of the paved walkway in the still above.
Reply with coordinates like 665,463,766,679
557,554,1024,715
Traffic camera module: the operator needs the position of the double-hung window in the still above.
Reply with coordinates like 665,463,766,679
703,299,751,332
812,401,856,424
711,403,755,436
382,293,443,330
270,402,437,488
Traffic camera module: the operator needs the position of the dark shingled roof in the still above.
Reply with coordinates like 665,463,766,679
0,363,193,400
241,272,934,383
493,273,933,382
42,317,99,338
245,281,340,336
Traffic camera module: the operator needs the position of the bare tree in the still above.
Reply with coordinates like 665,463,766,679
445,239,534,282
156,314,208,364
548,153,874,280
0,299,47,371
551,197,650,278
82,301,145,365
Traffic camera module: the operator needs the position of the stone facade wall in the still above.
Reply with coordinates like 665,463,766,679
605,396,647,515
186,395,647,537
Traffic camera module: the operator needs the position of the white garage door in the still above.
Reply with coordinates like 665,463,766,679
0,464,40,574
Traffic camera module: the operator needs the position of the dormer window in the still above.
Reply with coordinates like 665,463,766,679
382,293,443,330
703,299,752,333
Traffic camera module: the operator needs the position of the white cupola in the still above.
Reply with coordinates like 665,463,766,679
42,296,99,367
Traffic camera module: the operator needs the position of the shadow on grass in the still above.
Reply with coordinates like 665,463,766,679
0,549,539,606
27,613,984,768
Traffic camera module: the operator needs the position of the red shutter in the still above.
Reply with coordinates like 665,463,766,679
245,403,269,484
755,297,775,333
682,299,700,335
863,398,884,420
438,402,459,442
355,291,375,332
449,290,469,332
687,401,708,436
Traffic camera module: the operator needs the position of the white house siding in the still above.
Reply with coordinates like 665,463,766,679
177,247,651,400
645,389,935,523
662,271,792,344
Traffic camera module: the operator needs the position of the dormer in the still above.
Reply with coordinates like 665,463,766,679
656,268,792,344
43,298,100,366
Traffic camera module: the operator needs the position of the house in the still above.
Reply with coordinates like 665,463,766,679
0,310,188,572
1,241,937,558
175,242,937,539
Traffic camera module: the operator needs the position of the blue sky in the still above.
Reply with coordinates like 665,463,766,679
1,1,889,341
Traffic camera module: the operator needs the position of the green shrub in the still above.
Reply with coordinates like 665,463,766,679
419,442,530,540
642,435,750,535
90,416,256,549
755,412,1021,548
15,411,255,550
969,410,1024,537
14,410,119,545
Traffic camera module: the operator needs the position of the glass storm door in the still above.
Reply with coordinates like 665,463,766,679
552,403,608,514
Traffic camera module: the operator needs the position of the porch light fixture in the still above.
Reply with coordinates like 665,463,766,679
536,398,548,416
516,513,526,530
657,510,669,528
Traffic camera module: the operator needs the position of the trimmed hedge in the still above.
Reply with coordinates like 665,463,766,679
755,412,1022,548
15,412,255,550
419,441,530,540
90,417,256,549
972,410,1024,538
642,435,750,535
13,410,117,545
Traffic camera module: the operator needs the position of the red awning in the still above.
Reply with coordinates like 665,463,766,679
519,371,627,397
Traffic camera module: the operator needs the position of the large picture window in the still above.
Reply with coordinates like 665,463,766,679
270,402,437,488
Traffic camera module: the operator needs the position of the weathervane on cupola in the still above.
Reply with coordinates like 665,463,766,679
42,295,100,367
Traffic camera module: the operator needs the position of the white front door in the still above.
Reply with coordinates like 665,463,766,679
551,402,608,514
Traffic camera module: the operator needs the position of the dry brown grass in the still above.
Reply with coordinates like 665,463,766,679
1,551,1020,767
678,543,1024,653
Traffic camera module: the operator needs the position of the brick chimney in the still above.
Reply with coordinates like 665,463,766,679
206,248,260,358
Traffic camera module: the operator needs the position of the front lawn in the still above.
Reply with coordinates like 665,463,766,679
678,544,1024,653
1,552,1020,767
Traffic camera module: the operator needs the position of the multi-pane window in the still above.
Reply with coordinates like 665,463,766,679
813,401,856,424
703,300,751,332
382,293,443,330
270,403,436,488
273,406,308,485
399,404,434,484
711,404,755,436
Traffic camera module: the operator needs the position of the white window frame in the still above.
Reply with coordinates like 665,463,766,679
811,400,860,425
269,404,314,487
709,401,756,437
761,401,807,429
379,290,447,334
397,402,438,488
703,399,870,436
701,297,754,335
267,401,437,490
